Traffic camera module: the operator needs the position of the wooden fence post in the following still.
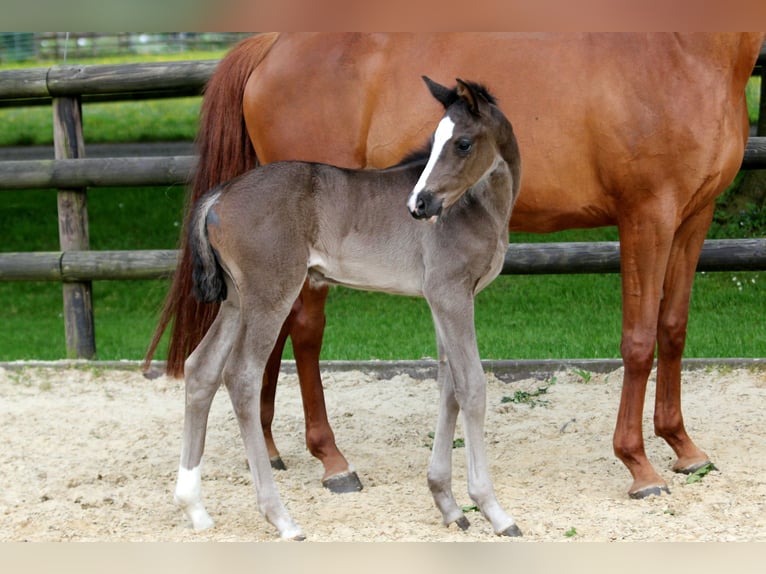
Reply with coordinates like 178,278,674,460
53,95,96,359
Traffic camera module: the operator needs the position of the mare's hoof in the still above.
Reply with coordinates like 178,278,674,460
454,515,471,531
322,471,363,493
629,484,671,499
498,523,523,537
270,456,287,471
292,534,306,542
675,460,716,475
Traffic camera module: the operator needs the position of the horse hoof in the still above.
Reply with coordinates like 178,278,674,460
629,484,671,499
454,515,471,531
675,460,716,475
322,471,363,493
270,456,287,471
498,523,523,537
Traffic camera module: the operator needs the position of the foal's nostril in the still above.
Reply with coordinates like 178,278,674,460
410,190,441,220
410,192,431,219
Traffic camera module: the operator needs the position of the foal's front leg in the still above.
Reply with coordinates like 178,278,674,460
428,332,470,530
427,291,521,537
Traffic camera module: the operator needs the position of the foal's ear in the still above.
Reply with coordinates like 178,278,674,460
422,76,454,109
456,78,482,116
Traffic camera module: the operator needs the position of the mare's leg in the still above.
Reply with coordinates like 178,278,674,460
261,317,291,470
175,300,239,530
224,302,304,540
426,289,520,536
654,205,713,473
290,281,362,492
259,282,360,491
615,200,675,498
427,330,469,530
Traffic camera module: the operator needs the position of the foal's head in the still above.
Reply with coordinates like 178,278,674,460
407,76,511,220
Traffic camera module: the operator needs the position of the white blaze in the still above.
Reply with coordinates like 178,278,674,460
407,115,455,212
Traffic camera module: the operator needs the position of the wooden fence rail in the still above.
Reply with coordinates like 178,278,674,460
2,239,765,282
0,156,196,189
743,136,766,169
3,139,766,190
0,60,218,106
0,250,178,281
1,48,765,359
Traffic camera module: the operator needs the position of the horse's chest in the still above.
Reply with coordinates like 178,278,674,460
474,239,507,294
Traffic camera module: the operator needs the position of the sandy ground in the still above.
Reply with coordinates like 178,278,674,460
1,362,765,542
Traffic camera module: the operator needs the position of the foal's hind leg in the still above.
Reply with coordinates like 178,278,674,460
175,300,239,530
224,301,304,540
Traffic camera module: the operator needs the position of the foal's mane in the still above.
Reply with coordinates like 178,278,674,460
391,80,497,169
441,79,498,108
394,145,431,167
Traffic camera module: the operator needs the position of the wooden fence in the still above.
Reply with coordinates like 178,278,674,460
1,51,766,358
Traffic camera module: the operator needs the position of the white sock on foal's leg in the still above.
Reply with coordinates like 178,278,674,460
174,464,215,530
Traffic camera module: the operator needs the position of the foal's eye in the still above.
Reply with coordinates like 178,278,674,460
455,138,473,155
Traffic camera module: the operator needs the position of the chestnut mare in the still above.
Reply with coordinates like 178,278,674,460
176,78,521,538
147,33,765,500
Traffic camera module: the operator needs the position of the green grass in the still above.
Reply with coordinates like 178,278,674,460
0,54,764,362
0,186,184,361
320,263,764,361
0,51,217,146
747,75,761,124
0,98,202,146
3,188,763,361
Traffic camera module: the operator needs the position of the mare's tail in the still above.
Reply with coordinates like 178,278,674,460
143,33,279,377
189,190,227,304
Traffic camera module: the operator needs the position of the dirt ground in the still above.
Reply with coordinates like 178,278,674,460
1,362,765,542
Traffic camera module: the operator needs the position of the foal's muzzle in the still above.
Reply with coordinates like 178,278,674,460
409,190,443,220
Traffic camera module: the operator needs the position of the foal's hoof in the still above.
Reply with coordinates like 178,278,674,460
498,523,523,537
270,456,287,471
322,471,363,493
454,515,471,531
629,484,671,499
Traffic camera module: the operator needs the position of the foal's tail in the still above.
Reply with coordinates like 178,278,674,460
143,33,279,377
189,190,227,304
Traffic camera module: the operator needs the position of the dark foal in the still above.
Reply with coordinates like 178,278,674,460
174,78,522,539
